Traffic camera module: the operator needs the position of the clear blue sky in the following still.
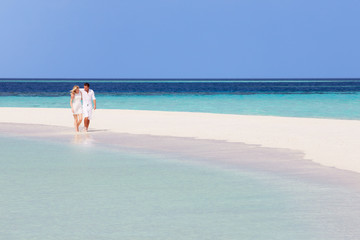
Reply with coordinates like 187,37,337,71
0,0,359,78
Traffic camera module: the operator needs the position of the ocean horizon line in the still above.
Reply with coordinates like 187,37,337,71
1,78,360,83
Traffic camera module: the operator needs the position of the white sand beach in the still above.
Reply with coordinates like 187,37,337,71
1,107,359,174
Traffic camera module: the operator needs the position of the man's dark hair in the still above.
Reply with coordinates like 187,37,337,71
84,83,90,87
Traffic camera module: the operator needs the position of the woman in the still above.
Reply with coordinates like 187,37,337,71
70,85,83,132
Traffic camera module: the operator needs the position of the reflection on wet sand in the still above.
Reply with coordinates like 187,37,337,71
72,133,94,145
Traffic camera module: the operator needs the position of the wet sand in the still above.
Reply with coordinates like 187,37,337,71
1,122,360,191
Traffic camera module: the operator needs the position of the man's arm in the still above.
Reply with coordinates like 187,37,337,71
92,91,96,110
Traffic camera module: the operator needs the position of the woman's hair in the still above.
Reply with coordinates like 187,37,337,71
70,85,79,95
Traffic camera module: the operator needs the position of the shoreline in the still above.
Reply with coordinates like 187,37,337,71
1,107,360,175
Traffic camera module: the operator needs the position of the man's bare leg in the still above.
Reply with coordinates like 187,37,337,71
84,117,90,131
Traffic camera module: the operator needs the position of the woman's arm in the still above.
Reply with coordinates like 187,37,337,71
70,93,74,113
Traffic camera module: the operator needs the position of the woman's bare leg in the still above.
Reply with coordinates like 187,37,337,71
77,114,83,130
73,115,79,132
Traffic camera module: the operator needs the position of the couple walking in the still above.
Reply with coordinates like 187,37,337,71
70,83,96,132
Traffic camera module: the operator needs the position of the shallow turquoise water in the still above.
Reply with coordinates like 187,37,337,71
1,135,360,239
1,93,360,120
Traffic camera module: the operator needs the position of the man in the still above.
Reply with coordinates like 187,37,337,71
80,83,96,132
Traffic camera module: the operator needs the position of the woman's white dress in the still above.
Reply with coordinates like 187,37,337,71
73,93,83,115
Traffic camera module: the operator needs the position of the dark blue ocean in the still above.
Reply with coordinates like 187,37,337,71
1,79,360,119
1,79,360,96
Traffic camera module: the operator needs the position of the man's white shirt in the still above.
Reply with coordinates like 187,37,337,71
80,88,96,108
